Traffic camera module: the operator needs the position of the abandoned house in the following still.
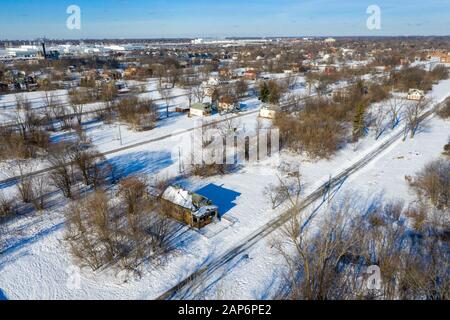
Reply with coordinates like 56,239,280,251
161,185,219,229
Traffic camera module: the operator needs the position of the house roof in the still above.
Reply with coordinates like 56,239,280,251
162,186,194,210
162,185,217,216
261,103,281,111
408,89,424,94
191,103,210,110
193,205,218,218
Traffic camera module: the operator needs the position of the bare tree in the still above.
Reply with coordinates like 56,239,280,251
265,164,302,210
217,114,241,139
117,97,158,131
161,88,172,118
42,90,57,131
186,84,194,109
30,175,51,211
48,144,77,199
404,98,431,139
372,104,388,140
73,146,106,188
388,95,405,129
65,177,175,273
275,204,364,300
15,94,31,111
0,191,16,219
235,79,249,99
70,103,84,127
408,159,449,210
193,83,206,104
65,191,112,270
10,160,36,204
284,73,297,91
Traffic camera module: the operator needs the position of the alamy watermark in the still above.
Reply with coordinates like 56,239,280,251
367,5,381,30
66,5,81,30
366,265,382,290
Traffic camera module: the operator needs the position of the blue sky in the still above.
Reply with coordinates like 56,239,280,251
0,0,449,39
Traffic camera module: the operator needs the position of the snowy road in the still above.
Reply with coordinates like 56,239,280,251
156,99,446,300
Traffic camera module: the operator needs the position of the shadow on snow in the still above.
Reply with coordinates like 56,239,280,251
104,151,173,180
195,184,241,218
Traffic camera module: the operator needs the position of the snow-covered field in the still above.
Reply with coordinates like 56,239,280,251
0,76,448,300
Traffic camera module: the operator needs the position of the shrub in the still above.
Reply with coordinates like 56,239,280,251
65,180,175,273
437,99,450,119
274,98,348,159
117,97,158,130
0,126,50,160
443,142,450,157
368,83,391,103
0,192,16,219
390,67,433,92
409,159,449,210
430,65,449,81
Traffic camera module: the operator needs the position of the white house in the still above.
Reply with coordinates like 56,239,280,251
259,104,280,119
189,103,212,117
407,89,425,101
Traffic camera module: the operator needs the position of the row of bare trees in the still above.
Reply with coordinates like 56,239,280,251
273,157,449,300
387,65,449,93
65,177,176,274
408,159,449,211
1,141,110,217
0,102,50,160
276,197,448,300
437,98,450,119
116,97,158,130
274,97,348,159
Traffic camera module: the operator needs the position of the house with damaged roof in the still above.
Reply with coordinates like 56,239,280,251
161,185,219,229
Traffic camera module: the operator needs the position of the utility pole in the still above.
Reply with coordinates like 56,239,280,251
118,123,123,145
327,175,332,206
178,147,183,174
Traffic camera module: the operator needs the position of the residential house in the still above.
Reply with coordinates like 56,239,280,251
219,68,232,79
161,185,218,229
244,69,257,80
124,66,138,78
407,89,425,101
189,102,212,117
400,58,410,66
332,88,350,101
428,51,450,63
317,64,338,75
218,95,239,114
175,105,190,113
259,103,280,119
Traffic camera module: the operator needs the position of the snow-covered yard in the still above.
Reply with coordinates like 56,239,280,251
0,76,449,300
